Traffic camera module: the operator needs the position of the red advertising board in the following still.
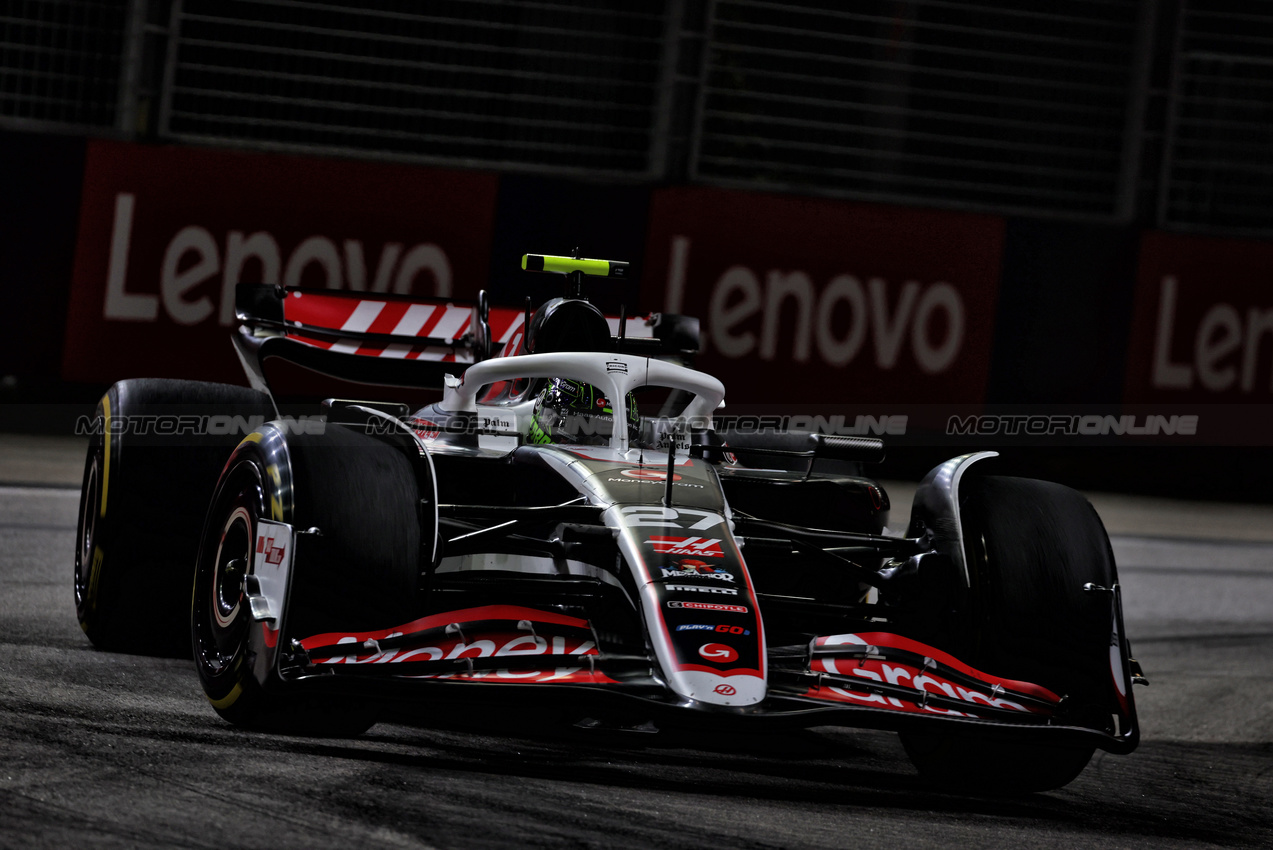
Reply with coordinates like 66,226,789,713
63,140,499,384
1124,231,1273,403
642,187,1004,405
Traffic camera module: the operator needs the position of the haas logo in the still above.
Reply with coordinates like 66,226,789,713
698,643,739,663
714,684,737,696
650,538,724,558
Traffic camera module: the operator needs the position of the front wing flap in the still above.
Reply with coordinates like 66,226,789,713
272,604,1135,750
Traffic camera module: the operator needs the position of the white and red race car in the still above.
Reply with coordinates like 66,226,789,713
74,253,1143,792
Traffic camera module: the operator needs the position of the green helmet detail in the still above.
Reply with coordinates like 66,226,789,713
529,378,640,446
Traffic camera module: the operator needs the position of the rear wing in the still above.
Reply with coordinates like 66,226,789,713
231,284,699,395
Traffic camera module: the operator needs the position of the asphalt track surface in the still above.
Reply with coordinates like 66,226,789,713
2,437,1272,849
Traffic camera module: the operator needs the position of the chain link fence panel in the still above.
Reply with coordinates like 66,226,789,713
1160,0,1273,235
159,0,674,177
689,0,1150,220
0,0,130,130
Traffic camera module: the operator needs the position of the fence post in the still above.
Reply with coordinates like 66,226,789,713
1115,0,1160,222
649,0,687,180
1155,0,1188,229
685,0,717,183
157,0,185,138
114,0,148,135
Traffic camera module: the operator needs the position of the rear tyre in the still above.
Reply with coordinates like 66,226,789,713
901,476,1117,793
192,424,423,735
74,379,273,656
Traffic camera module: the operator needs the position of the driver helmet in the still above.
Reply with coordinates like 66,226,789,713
528,378,640,446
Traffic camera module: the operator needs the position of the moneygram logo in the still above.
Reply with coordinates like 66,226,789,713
698,643,739,663
621,468,681,481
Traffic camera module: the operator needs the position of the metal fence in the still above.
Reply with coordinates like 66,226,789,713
0,0,130,130
3,0,1273,234
690,0,1151,220
159,0,677,177
1159,0,1273,235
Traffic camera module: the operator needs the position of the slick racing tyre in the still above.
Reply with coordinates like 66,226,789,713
74,379,273,656
900,476,1118,793
192,423,425,735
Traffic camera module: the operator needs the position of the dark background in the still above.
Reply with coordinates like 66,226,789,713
2,0,1270,498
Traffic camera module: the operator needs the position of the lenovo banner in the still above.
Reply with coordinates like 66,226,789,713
642,187,1003,406
63,140,499,384
1124,231,1273,404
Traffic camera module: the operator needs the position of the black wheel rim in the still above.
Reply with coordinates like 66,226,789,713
194,466,263,680
212,508,252,646
74,448,101,614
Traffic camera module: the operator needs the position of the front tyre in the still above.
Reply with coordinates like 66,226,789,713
191,457,276,728
901,476,1118,793
192,424,424,735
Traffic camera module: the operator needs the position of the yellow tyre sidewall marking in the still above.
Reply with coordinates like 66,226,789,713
87,546,104,613
210,681,243,710
100,394,111,519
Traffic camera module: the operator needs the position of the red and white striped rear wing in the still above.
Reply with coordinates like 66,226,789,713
231,284,699,393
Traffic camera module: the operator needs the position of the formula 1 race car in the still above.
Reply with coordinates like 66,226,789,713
74,253,1144,792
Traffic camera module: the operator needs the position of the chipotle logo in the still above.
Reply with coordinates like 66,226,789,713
63,140,498,383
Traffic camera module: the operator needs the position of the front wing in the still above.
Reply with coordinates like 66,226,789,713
275,604,1138,753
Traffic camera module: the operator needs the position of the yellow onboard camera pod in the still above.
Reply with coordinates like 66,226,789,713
521,254,629,278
